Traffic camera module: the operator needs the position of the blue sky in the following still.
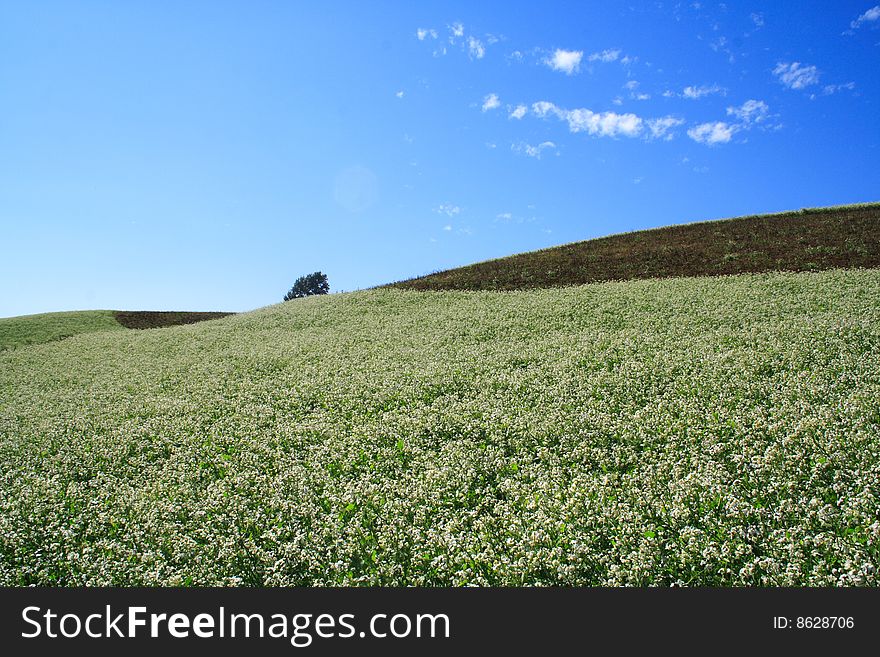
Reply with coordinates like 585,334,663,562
1,1,878,317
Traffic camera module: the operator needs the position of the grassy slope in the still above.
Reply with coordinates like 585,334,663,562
0,310,126,350
1,270,878,586
0,310,236,350
391,203,880,291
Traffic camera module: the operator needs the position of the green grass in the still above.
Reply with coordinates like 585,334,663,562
1,269,878,586
391,202,880,291
0,310,126,350
0,310,235,350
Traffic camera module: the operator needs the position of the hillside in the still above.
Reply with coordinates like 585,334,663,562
0,310,234,350
2,269,878,586
391,203,880,291
0,310,127,350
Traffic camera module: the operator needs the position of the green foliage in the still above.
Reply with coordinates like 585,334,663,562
1,269,879,585
284,272,329,301
0,310,125,350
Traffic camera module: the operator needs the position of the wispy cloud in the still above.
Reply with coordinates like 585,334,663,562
647,116,685,140
688,100,774,146
513,141,557,159
416,28,438,41
851,5,880,29
773,62,820,90
530,101,677,140
726,99,768,125
468,36,486,59
435,204,461,217
558,106,639,135
623,80,650,100
545,49,583,75
531,101,557,118
509,104,527,119
395,90,405,99
682,83,726,99
822,82,856,95
528,100,686,141
750,12,764,28
588,48,621,63
449,22,464,39
481,93,501,112
687,121,736,145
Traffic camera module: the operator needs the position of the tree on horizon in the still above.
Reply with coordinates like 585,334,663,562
284,272,329,301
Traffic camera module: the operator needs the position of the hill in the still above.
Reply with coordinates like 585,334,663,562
1,269,878,586
391,203,880,291
0,310,235,350
0,310,127,350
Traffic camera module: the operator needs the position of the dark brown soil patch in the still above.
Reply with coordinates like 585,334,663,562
389,204,880,292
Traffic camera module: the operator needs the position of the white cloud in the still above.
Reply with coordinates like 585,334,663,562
545,49,583,75
687,121,736,145
531,101,558,118
773,62,820,90
443,224,452,231
647,116,685,140
395,90,405,99
822,82,856,95
851,5,880,29
529,100,681,141
496,212,512,220
435,204,461,217
513,141,557,159
682,83,726,99
468,36,486,59
624,81,648,100
449,22,464,38
565,108,643,137
481,93,500,112
416,28,438,41
612,96,623,106
509,104,527,119
750,12,764,27
726,99,769,125
662,90,675,98
588,48,621,63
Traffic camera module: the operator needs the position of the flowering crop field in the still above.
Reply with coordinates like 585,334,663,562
1,269,879,586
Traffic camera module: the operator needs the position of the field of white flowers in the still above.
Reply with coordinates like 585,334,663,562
1,269,878,586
